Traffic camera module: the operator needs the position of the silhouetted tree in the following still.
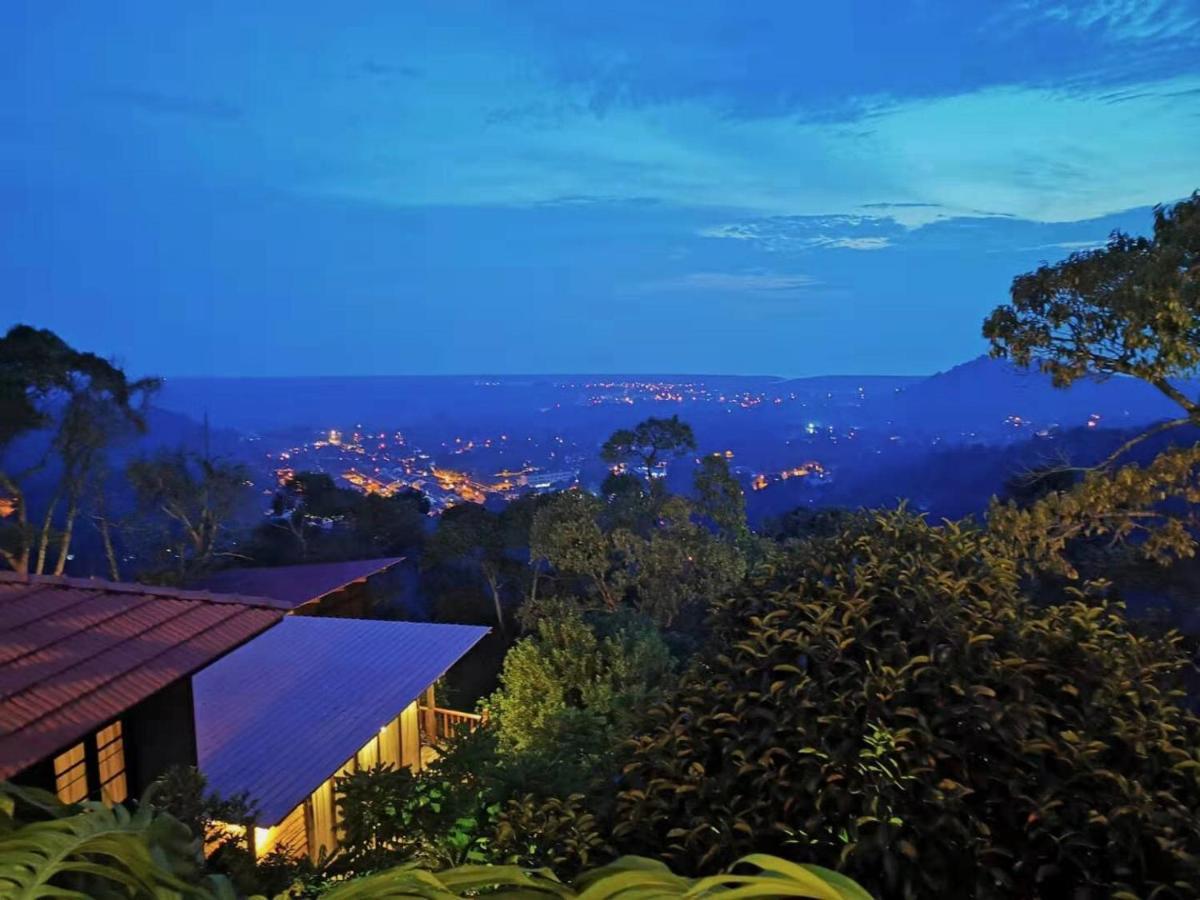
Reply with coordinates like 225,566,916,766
984,190,1200,466
0,325,158,574
692,454,748,543
427,503,509,632
984,193,1200,578
126,451,251,580
601,416,696,493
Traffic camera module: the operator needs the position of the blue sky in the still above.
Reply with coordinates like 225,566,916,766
1,1,1197,376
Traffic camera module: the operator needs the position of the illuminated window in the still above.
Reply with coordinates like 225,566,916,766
53,743,88,804
96,722,127,804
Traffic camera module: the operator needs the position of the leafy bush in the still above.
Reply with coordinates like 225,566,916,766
333,755,501,872
488,601,673,769
333,764,423,870
614,510,1200,898
492,792,612,874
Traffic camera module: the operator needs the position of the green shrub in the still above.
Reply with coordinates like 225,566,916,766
614,510,1200,898
488,601,673,770
492,792,612,874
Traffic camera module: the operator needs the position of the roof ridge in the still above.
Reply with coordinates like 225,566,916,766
3,604,276,746
212,556,405,570
0,571,291,611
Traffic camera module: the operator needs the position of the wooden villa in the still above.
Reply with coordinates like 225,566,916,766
0,572,287,803
0,568,488,864
192,616,487,860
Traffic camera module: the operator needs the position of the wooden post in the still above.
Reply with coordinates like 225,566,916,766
422,685,437,742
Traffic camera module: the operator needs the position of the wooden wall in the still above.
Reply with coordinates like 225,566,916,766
264,699,422,863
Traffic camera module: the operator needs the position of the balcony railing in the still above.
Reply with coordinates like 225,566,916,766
420,705,485,743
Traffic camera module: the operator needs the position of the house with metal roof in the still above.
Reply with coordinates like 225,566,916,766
187,556,405,617
1,567,488,863
0,572,287,805
193,616,488,860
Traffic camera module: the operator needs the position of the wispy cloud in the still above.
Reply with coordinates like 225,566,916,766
699,215,899,251
998,0,1200,43
860,202,943,210
94,88,242,122
305,66,1199,227
822,237,892,250
999,238,1110,254
638,271,820,293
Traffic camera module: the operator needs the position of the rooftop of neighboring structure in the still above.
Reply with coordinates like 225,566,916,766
193,615,488,824
187,557,405,610
0,572,287,780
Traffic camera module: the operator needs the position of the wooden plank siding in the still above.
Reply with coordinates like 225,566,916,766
254,801,308,859
259,699,424,863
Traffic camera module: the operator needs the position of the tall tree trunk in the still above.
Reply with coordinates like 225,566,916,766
11,506,30,575
96,513,121,581
483,565,506,635
53,493,81,576
34,490,62,575
528,564,540,608
593,573,617,611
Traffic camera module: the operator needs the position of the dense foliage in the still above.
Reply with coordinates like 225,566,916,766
613,511,1200,897
148,766,308,896
0,782,221,899
529,486,746,627
984,192,1200,404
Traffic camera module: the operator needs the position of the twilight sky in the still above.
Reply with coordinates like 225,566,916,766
2,2,1198,377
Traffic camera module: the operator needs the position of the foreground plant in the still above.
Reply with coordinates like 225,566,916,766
287,853,870,899
0,781,871,899
0,783,217,899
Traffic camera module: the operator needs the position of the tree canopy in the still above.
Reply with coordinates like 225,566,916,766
984,192,1200,423
600,415,696,489
0,325,158,575
983,194,1200,578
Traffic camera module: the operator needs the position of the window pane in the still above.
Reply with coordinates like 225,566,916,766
96,721,127,804
53,743,88,804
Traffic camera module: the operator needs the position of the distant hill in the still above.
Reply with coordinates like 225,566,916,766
875,356,1188,436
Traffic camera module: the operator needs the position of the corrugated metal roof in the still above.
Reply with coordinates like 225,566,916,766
187,557,405,610
193,617,488,824
0,573,286,780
